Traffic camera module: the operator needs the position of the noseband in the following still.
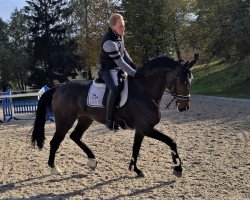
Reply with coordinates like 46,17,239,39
165,68,191,109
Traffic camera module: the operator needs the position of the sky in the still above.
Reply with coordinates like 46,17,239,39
0,0,27,22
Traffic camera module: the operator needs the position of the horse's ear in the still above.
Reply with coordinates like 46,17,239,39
188,53,199,69
184,61,189,70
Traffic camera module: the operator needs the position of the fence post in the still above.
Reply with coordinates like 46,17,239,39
2,90,13,122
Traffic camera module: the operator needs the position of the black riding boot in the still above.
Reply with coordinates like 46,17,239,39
106,91,119,131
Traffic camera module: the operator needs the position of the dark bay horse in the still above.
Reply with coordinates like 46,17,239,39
32,55,198,177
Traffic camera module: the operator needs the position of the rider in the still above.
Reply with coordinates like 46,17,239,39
99,13,137,131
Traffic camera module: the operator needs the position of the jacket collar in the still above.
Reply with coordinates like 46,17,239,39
108,27,121,41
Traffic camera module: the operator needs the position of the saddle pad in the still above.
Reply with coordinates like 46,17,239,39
87,77,128,108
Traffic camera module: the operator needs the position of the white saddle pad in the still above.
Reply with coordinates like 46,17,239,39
87,77,128,108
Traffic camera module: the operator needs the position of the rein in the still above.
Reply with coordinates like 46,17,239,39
164,89,190,109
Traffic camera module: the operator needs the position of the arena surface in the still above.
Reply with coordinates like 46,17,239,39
0,94,249,199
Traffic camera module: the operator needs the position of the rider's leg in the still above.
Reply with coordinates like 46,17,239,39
99,69,119,131
106,90,119,130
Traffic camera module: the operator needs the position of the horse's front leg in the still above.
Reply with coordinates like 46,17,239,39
129,131,144,177
144,128,182,176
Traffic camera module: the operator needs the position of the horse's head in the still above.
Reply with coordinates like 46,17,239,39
167,55,198,112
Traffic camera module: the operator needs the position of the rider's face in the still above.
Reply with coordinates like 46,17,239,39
112,19,125,36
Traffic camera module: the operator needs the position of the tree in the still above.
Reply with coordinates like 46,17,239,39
71,0,118,79
122,0,196,63
189,0,250,60
7,9,30,90
164,0,195,60
122,0,170,64
24,0,83,87
0,18,11,91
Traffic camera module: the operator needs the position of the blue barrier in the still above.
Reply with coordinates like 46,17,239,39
1,86,54,123
2,90,13,122
13,100,38,114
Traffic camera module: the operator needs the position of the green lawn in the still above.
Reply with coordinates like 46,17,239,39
191,57,250,99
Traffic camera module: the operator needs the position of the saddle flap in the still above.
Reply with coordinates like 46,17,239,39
87,76,128,108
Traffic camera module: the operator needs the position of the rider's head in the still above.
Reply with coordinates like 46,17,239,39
109,13,125,37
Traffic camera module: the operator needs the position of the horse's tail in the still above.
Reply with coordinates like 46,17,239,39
32,87,57,149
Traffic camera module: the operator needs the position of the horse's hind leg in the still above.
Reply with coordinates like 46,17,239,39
48,116,76,175
70,117,97,170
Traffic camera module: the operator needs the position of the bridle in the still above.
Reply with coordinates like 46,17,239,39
165,65,191,109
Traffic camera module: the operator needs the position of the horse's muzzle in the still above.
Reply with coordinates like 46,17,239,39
177,100,190,112
177,106,189,112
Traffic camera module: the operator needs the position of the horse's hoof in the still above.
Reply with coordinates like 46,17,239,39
174,165,182,172
173,170,182,177
88,158,97,171
51,166,62,175
173,166,183,177
137,172,145,178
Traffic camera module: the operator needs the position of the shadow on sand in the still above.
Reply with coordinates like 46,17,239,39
1,174,176,200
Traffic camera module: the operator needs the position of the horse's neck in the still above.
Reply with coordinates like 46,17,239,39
141,71,167,104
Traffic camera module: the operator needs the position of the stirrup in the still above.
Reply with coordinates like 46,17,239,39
106,120,119,132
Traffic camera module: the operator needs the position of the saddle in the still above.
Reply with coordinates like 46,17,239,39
87,70,128,108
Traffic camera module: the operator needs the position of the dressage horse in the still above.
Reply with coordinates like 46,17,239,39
32,55,198,177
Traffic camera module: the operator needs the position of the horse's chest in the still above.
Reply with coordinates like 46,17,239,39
150,109,161,125
142,100,161,125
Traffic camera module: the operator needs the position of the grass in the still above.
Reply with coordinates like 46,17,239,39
191,57,250,99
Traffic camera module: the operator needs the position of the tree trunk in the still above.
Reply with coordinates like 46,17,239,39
87,67,92,80
173,28,182,60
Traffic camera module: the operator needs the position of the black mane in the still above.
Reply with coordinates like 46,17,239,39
140,56,178,73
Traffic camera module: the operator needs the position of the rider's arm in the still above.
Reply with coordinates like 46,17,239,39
124,49,137,70
103,40,136,76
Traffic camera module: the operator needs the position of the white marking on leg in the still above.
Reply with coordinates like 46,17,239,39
129,157,135,171
51,166,62,175
129,164,134,172
171,150,177,155
88,158,97,170
173,158,181,167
